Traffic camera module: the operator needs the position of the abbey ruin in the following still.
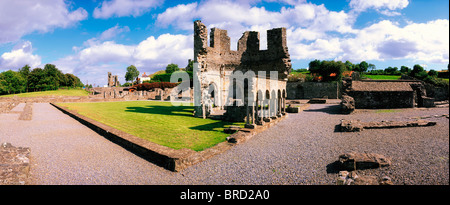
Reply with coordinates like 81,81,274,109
193,20,292,126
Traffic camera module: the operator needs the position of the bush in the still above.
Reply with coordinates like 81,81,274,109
132,82,179,91
152,71,193,82
122,82,132,87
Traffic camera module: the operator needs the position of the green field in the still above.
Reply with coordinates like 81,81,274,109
58,101,244,151
362,75,402,80
0,88,89,98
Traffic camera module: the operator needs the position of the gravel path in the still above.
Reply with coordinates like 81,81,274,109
0,103,448,185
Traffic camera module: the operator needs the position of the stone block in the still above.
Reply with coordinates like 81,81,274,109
286,106,299,113
340,119,363,132
244,124,256,129
340,95,355,114
338,152,391,171
263,117,272,122
224,125,241,134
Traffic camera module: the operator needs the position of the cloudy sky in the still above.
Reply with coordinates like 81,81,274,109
0,0,448,86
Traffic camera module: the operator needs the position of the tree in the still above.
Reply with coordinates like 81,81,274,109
321,60,346,81
356,61,369,73
64,73,82,87
308,59,322,73
384,67,398,74
400,66,410,74
428,69,438,77
125,65,139,85
0,70,26,94
28,68,44,91
410,64,425,78
18,65,30,78
309,60,345,82
165,63,180,74
368,63,376,71
18,64,31,92
344,61,354,71
41,64,64,90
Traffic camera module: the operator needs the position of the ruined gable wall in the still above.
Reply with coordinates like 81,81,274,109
194,20,290,118
194,20,291,77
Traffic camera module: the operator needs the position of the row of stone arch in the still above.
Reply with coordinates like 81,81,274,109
206,80,287,125
249,89,287,125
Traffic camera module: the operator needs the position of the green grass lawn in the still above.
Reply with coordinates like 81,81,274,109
362,74,401,80
58,101,244,151
0,88,89,98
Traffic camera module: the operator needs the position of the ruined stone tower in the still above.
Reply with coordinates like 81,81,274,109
193,20,291,124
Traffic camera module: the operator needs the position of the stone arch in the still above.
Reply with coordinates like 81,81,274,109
208,82,219,107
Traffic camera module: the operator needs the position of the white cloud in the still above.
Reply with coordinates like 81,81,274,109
82,25,131,48
156,3,199,30
52,33,193,86
100,25,130,41
336,19,449,64
155,0,447,65
349,0,409,12
93,0,162,19
0,41,41,69
378,10,402,17
134,34,193,69
79,41,135,65
156,0,355,51
0,0,87,44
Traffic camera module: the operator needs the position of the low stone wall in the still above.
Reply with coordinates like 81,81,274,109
287,81,341,99
0,101,19,113
89,87,189,101
351,91,414,109
50,102,287,172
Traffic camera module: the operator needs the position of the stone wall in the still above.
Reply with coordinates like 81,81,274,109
89,87,184,101
424,83,449,101
351,91,414,109
286,81,340,99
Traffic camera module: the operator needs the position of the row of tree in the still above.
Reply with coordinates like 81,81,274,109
0,64,83,95
308,60,371,81
306,59,448,87
124,60,193,85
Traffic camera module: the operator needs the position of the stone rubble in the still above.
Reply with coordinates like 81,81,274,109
0,142,31,185
338,152,391,171
336,170,393,185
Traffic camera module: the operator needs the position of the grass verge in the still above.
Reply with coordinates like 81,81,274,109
0,88,89,98
58,101,244,151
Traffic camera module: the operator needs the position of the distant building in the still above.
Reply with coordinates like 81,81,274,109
141,72,151,82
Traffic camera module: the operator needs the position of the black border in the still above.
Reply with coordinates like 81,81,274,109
2,185,449,203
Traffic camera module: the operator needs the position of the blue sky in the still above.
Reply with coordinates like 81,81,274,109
0,0,448,86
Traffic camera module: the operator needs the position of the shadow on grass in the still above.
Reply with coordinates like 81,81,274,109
125,105,242,132
189,121,242,131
